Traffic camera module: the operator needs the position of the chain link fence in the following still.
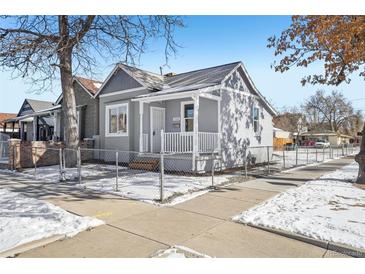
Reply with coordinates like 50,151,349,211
2,142,360,203
245,144,360,177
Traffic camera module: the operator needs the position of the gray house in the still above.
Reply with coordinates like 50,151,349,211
55,76,102,141
6,99,56,141
94,61,277,172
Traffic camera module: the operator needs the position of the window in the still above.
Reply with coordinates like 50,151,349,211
106,103,128,136
252,106,260,133
181,102,194,132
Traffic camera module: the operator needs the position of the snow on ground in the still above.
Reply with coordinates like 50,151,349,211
0,187,104,254
152,245,211,258
233,162,365,250
8,164,233,205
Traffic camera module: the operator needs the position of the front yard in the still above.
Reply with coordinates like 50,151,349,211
7,164,235,205
233,162,365,250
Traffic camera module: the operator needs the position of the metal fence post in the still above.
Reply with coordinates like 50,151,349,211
282,147,286,169
244,147,248,179
211,152,215,188
115,151,119,191
342,144,344,156
306,147,309,164
315,147,318,162
267,146,270,174
295,145,298,166
59,148,64,181
160,130,165,202
323,146,325,161
34,147,37,179
12,145,15,171
77,147,81,184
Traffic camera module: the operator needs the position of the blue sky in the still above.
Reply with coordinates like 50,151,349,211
0,15,364,114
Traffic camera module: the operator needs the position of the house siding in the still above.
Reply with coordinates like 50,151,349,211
59,82,99,140
220,68,273,168
100,68,143,95
164,97,218,133
99,89,150,151
74,83,99,138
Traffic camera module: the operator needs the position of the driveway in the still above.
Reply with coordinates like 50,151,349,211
0,157,354,257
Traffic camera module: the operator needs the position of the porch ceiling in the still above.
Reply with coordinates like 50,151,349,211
132,83,220,103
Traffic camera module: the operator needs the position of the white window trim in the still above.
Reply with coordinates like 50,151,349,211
105,102,129,137
252,105,260,134
180,101,194,132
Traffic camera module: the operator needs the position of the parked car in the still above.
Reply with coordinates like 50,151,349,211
315,139,330,148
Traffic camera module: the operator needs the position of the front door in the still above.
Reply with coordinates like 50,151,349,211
150,107,165,153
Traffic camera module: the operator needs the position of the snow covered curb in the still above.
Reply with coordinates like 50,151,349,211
0,188,104,256
233,162,365,256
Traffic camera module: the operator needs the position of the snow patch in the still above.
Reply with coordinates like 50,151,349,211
0,188,104,254
153,245,211,258
233,162,365,250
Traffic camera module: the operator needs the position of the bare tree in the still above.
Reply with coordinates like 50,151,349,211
302,90,361,134
0,15,183,164
268,16,365,184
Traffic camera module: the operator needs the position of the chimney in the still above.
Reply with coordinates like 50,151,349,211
164,72,176,77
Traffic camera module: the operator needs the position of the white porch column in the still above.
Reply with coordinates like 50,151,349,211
33,117,37,141
53,112,58,141
139,101,144,152
217,98,221,152
192,95,200,171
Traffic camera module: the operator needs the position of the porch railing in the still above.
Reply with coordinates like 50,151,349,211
142,133,149,152
163,131,220,153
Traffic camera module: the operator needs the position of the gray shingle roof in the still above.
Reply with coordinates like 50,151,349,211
119,61,240,90
26,99,54,112
119,64,165,90
165,62,240,88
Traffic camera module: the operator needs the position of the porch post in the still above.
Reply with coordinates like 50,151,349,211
193,95,200,171
53,113,58,141
217,98,221,152
19,121,23,140
33,116,37,141
139,101,144,153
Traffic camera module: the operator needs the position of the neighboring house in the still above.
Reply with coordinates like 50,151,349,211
0,113,19,138
94,61,277,171
299,130,352,146
4,99,56,141
273,127,293,150
55,76,102,141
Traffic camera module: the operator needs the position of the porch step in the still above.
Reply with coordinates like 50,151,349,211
129,159,159,171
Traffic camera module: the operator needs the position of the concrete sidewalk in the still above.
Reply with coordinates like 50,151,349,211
1,157,354,258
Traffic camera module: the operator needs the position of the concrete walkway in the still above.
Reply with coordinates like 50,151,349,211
0,157,354,258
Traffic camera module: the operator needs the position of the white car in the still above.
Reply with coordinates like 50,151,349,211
315,140,330,148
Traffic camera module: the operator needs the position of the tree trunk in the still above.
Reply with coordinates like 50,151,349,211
59,16,79,167
355,122,365,184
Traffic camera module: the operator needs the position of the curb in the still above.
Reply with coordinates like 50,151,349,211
245,223,365,258
0,235,65,258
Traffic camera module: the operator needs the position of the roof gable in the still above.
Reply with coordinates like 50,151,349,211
17,99,54,117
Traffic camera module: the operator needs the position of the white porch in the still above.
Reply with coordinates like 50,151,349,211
133,84,222,171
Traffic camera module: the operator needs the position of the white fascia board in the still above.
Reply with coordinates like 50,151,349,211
98,87,147,98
